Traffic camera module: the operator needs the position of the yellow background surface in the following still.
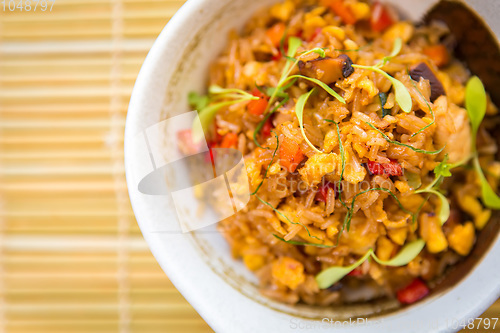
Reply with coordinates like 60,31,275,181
0,0,497,332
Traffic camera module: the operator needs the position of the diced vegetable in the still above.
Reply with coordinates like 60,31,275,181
347,267,363,277
324,0,357,25
308,27,323,42
266,22,287,47
271,257,306,290
247,89,269,116
279,137,305,172
379,92,391,117
177,129,203,155
370,2,394,32
316,181,338,202
298,55,354,85
423,44,450,68
409,62,446,102
220,132,239,148
367,159,403,176
261,117,274,139
397,278,430,304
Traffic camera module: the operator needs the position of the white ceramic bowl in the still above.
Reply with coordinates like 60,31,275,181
125,0,500,331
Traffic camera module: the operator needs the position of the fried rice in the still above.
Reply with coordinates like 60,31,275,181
187,0,500,306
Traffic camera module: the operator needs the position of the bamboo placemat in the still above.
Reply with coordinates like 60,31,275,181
0,1,498,332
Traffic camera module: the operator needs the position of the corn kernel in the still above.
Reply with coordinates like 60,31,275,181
394,180,410,193
420,214,448,253
376,236,396,261
383,22,414,43
388,227,407,245
475,209,491,230
344,39,359,62
270,0,295,21
347,2,371,20
448,222,476,256
303,14,327,40
323,26,346,41
244,254,265,271
457,194,483,217
326,225,338,239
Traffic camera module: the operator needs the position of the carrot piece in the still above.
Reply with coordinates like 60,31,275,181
279,137,305,172
266,22,286,47
220,133,239,148
397,278,430,304
323,0,357,25
423,44,450,68
247,89,269,116
370,2,394,32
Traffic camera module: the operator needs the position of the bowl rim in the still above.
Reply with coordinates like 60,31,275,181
124,0,500,331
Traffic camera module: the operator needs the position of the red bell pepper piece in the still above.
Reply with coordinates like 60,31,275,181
397,278,430,304
347,267,364,277
316,181,338,202
261,117,273,139
370,2,394,32
324,0,357,25
367,159,403,177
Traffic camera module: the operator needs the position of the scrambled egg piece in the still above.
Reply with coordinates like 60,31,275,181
271,257,305,290
299,153,338,186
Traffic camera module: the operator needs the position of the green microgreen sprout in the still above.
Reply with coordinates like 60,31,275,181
315,239,425,289
352,38,412,113
465,76,500,209
191,86,259,142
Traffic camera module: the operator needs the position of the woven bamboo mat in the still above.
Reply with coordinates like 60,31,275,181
0,1,498,332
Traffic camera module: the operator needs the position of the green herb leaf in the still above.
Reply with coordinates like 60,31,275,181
316,250,372,289
465,76,487,138
366,122,444,155
324,119,345,181
353,65,412,113
296,88,322,154
434,154,452,178
370,239,425,266
286,75,346,104
193,99,250,142
255,194,321,241
409,72,435,137
209,85,257,100
251,131,279,195
280,37,302,83
267,78,297,98
379,92,391,117
473,156,500,209
273,234,333,248
300,47,326,58
391,77,412,113
378,37,402,67
406,172,422,190
188,91,209,111
416,188,450,225
339,187,414,242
